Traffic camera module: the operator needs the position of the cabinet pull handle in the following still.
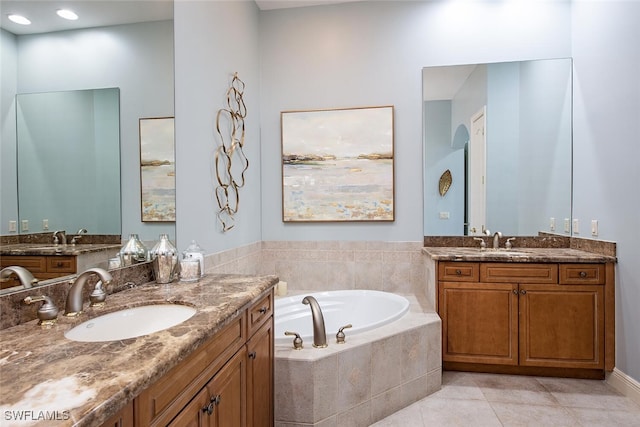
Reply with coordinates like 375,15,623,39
455,269,462,275
579,271,587,278
202,395,221,415
520,290,527,295
249,351,257,359
259,306,268,314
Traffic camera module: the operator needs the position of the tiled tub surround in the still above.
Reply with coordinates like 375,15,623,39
0,273,278,426
274,293,441,426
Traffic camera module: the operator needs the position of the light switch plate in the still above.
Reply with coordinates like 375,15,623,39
591,220,598,236
21,219,29,232
573,218,580,234
9,221,17,232
564,218,571,233
550,217,556,231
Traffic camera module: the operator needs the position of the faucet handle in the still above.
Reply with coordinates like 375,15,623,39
89,281,107,307
284,331,304,350
473,237,487,250
336,324,353,344
505,238,516,250
23,295,59,326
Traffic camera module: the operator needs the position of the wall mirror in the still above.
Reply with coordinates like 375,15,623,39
1,0,174,243
16,88,121,235
423,58,573,237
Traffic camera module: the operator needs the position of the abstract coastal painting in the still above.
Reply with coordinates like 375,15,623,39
281,106,394,222
140,117,175,222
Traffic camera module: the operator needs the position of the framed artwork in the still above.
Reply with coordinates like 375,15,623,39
139,117,175,222
281,105,394,222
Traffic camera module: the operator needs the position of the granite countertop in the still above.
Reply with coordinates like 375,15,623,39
0,274,278,427
0,243,121,256
422,247,617,263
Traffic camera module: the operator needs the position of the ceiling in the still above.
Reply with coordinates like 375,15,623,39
0,0,363,36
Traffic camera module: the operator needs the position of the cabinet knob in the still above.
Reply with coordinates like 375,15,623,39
202,395,221,415
248,351,257,359
579,271,587,278
520,290,527,295
259,306,268,314
455,269,462,275
512,289,518,295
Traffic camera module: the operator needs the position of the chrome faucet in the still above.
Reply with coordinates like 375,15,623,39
64,268,112,316
0,266,39,288
52,230,67,245
70,228,88,245
493,231,503,250
302,296,327,348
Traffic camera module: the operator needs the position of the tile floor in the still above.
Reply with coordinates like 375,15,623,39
372,371,640,426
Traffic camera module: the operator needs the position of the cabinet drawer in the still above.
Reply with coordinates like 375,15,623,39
136,314,245,426
481,263,558,283
438,262,479,282
559,264,605,285
46,256,76,273
248,290,273,338
0,256,47,273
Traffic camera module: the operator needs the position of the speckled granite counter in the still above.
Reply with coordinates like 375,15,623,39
0,274,278,426
423,247,617,263
0,243,120,256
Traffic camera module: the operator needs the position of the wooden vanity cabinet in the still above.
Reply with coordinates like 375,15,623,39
438,262,613,377
131,288,274,427
0,255,76,288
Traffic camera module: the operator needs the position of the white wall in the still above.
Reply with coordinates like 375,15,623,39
572,0,640,383
2,21,174,242
174,0,261,253
259,0,571,242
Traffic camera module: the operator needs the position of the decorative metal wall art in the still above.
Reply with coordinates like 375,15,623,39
140,117,175,222
281,105,395,222
439,169,452,196
214,73,248,231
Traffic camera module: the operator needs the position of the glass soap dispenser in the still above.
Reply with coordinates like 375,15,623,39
182,240,205,277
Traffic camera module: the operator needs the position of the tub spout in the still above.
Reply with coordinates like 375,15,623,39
302,296,327,348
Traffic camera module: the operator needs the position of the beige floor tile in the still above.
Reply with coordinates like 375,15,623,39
490,401,581,426
418,397,503,426
567,406,640,427
427,371,486,401
473,374,559,406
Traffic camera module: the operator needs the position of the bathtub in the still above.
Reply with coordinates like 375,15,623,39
274,290,442,426
274,289,410,345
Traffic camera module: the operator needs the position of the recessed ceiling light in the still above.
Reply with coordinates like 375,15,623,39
56,9,79,20
8,14,31,25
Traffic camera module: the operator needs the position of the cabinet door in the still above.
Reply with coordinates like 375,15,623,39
440,281,518,365
519,284,604,369
247,319,273,427
169,347,246,427
100,400,133,427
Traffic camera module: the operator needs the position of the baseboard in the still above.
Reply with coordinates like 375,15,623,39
606,368,640,406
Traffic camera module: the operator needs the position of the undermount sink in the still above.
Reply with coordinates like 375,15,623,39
64,304,197,342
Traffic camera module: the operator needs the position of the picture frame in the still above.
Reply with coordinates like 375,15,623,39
281,105,394,222
139,117,175,222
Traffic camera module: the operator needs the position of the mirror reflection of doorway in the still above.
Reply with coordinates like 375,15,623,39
468,106,487,235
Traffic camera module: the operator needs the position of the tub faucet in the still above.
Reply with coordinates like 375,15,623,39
302,296,327,348
0,266,39,288
64,268,112,316
493,231,503,250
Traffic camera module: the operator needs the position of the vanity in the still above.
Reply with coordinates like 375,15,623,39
0,243,120,289
0,273,277,426
423,244,616,379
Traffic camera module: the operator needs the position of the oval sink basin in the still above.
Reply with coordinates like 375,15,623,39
64,304,196,342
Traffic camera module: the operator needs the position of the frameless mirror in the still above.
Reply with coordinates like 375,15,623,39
423,58,572,236
16,88,121,234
